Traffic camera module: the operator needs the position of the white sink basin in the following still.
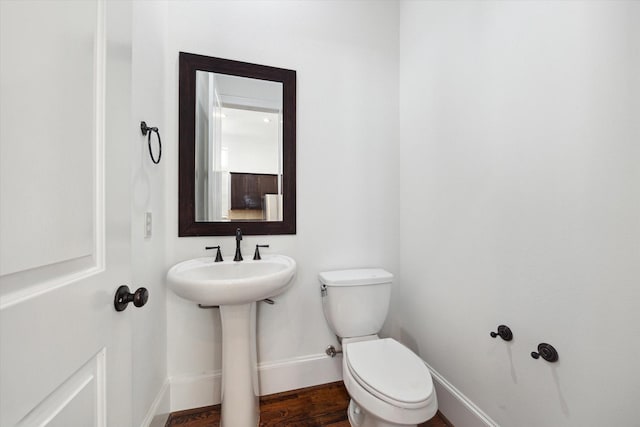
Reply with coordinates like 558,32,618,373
167,254,296,305
167,253,296,426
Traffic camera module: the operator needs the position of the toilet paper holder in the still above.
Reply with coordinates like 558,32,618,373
531,343,559,362
489,324,513,341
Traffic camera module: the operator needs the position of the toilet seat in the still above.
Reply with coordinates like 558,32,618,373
345,338,434,409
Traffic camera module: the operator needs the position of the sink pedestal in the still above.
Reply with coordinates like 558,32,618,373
219,302,260,427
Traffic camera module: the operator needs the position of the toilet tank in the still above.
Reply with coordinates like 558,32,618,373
319,269,393,339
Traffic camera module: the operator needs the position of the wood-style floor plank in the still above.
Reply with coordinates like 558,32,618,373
165,381,450,427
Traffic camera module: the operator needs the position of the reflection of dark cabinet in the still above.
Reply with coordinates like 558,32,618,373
230,172,278,210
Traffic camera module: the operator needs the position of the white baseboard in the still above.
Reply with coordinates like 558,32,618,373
169,352,343,412
258,352,343,396
169,371,222,412
140,378,170,427
166,352,496,427
425,361,498,427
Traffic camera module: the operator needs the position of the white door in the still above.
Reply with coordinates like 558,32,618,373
0,1,134,426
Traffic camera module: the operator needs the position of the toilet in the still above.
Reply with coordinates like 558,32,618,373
319,269,438,427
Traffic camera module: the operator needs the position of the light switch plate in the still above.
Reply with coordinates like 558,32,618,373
145,212,152,238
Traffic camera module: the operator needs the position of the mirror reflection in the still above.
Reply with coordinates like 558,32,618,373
195,72,283,222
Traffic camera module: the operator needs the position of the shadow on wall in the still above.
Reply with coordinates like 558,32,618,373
397,327,421,356
551,367,570,417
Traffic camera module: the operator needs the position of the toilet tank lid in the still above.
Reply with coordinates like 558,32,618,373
318,268,393,286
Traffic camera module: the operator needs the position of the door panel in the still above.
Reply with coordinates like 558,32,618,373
0,0,98,277
15,350,106,427
0,1,133,426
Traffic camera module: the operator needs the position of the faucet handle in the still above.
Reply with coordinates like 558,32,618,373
205,245,224,262
253,244,269,260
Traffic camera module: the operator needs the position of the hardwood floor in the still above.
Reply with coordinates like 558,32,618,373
165,382,450,427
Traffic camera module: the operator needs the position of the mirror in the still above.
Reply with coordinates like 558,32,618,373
179,52,296,236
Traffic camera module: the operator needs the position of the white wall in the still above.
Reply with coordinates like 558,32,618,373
131,1,169,425
396,1,640,426
163,0,400,410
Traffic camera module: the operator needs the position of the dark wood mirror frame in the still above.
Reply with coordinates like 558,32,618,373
178,52,296,236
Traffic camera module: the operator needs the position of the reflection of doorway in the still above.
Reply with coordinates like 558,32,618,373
221,107,281,219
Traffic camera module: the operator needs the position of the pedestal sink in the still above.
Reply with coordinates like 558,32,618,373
167,254,296,427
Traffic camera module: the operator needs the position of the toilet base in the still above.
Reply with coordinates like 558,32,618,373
348,399,418,427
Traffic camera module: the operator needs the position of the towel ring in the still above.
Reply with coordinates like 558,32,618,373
140,121,161,164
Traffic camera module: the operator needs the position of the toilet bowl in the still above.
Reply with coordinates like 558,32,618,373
319,269,438,427
341,337,437,427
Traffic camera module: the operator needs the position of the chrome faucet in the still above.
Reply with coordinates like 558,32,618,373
234,228,243,261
